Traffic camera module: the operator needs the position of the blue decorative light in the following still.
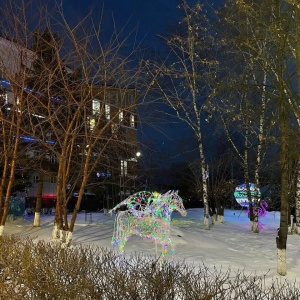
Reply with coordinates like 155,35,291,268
19,135,56,145
1,80,61,101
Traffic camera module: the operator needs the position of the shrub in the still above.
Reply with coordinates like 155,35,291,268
0,236,299,299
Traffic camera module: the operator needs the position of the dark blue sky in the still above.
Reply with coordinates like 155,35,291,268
60,0,225,165
62,0,190,45
61,0,224,48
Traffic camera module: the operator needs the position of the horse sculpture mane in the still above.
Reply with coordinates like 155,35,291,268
110,190,186,263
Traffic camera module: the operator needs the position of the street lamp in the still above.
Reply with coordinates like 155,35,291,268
120,151,141,200
133,151,141,191
120,159,126,201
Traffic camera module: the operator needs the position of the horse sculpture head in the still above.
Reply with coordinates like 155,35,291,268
162,190,187,217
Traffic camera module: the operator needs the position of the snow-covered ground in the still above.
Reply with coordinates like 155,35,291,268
5,208,300,285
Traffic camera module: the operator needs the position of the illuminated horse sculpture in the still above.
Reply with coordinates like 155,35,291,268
110,190,187,262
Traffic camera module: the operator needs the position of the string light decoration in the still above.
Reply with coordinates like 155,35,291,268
234,183,267,228
110,190,187,263
245,200,268,229
234,183,261,207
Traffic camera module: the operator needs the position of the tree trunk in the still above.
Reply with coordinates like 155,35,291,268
276,23,289,274
0,225,4,236
295,156,300,234
1,116,21,228
64,231,73,247
33,174,43,227
243,100,255,230
294,1,300,236
200,145,209,230
0,158,9,221
209,195,217,225
288,205,293,235
54,157,66,237
217,202,225,223
276,91,289,274
253,72,267,234
52,223,59,240
277,147,289,275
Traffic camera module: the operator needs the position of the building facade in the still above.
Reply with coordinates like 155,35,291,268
0,36,139,210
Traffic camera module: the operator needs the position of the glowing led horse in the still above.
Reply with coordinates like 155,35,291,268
110,190,187,263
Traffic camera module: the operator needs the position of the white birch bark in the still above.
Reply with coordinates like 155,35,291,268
201,152,210,230
211,214,216,225
52,224,59,240
65,231,73,247
289,1,300,237
59,229,66,242
277,248,287,276
33,212,41,227
295,224,300,235
244,124,253,230
252,221,259,233
294,154,300,235
295,154,300,235
253,71,267,234
0,225,4,236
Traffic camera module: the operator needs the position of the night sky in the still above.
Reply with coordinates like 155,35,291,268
60,0,225,165
61,0,224,46
62,0,194,44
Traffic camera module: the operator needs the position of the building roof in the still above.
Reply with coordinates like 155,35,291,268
0,37,35,78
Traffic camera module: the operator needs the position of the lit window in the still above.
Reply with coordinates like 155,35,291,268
84,144,89,156
0,88,7,104
4,93,7,104
130,115,135,127
92,99,100,115
89,117,95,131
121,160,127,176
33,176,39,183
119,110,124,122
105,104,110,120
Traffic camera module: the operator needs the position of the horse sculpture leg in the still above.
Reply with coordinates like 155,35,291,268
112,211,135,265
160,236,175,263
160,242,168,263
113,230,133,267
169,238,176,261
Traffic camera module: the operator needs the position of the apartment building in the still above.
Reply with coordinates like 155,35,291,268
0,36,139,210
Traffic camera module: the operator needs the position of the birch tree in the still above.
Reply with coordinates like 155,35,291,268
288,0,300,236
215,0,280,233
146,1,218,229
217,0,296,275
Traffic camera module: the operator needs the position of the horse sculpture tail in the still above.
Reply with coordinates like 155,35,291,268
111,212,120,247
